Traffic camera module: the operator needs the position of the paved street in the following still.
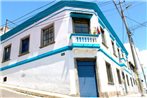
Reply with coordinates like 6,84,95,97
0,87,35,98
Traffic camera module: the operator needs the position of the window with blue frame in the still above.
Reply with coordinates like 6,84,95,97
19,36,30,55
2,44,11,62
73,18,90,34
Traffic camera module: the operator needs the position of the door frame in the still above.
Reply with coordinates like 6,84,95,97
74,58,100,97
122,72,128,94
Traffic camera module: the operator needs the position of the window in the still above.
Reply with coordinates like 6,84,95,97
101,27,107,46
112,41,116,56
117,48,121,60
122,72,126,83
122,52,124,58
133,78,135,85
106,62,114,84
2,44,11,62
130,77,133,87
126,75,129,86
116,68,122,84
73,18,90,34
19,36,30,55
41,24,54,47
3,77,7,82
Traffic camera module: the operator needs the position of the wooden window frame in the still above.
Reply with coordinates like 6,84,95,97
106,62,114,85
19,35,30,56
2,44,11,62
116,68,122,84
101,27,108,48
126,75,130,86
72,18,90,34
40,24,55,48
111,41,117,57
117,48,121,60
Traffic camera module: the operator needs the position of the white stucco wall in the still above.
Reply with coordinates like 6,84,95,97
0,5,139,96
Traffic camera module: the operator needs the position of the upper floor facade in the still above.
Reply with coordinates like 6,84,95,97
0,1,129,71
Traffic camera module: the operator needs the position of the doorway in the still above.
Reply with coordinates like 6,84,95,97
77,59,98,97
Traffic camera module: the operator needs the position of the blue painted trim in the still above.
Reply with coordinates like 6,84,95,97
0,46,72,71
98,18,105,28
99,49,120,66
99,48,127,67
70,12,92,19
125,69,132,75
72,43,100,48
70,33,99,39
1,8,96,44
0,44,99,71
116,42,120,48
98,48,132,75
110,34,115,41
120,58,126,61
0,44,130,75
0,1,128,56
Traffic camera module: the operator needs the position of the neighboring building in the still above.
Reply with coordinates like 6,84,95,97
140,50,147,91
0,1,139,97
0,26,9,36
124,43,147,92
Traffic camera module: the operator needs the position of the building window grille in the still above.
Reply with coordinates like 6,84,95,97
73,18,90,34
41,24,54,47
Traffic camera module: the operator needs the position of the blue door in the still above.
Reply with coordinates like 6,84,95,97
77,61,98,97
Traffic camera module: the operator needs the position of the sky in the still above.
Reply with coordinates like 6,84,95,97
0,0,147,51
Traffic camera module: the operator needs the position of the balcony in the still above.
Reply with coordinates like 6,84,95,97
70,33,100,49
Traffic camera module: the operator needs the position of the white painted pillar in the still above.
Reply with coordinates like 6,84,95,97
68,51,78,96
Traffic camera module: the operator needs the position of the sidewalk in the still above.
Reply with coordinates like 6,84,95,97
0,83,73,98
0,82,147,98
119,93,147,98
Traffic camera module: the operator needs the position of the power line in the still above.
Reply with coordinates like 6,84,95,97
126,16,147,28
96,1,112,7
112,0,144,96
1,0,57,27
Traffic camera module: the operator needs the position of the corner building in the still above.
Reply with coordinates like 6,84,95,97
0,1,139,97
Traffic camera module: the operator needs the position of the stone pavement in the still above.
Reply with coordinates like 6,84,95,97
0,87,36,98
122,94,147,98
0,83,72,98
0,83,147,98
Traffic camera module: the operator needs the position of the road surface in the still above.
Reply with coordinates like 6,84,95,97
0,87,35,98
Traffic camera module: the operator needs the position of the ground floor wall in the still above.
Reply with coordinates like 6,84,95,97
0,51,72,95
0,49,139,97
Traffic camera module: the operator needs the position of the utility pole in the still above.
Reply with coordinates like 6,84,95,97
112,0,144,96
4,19,8,33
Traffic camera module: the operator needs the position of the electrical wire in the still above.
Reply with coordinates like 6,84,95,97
126,16,147,28
96,1,112,7
1,0,57,27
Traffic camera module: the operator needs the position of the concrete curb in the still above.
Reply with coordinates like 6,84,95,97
0,83,74,98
